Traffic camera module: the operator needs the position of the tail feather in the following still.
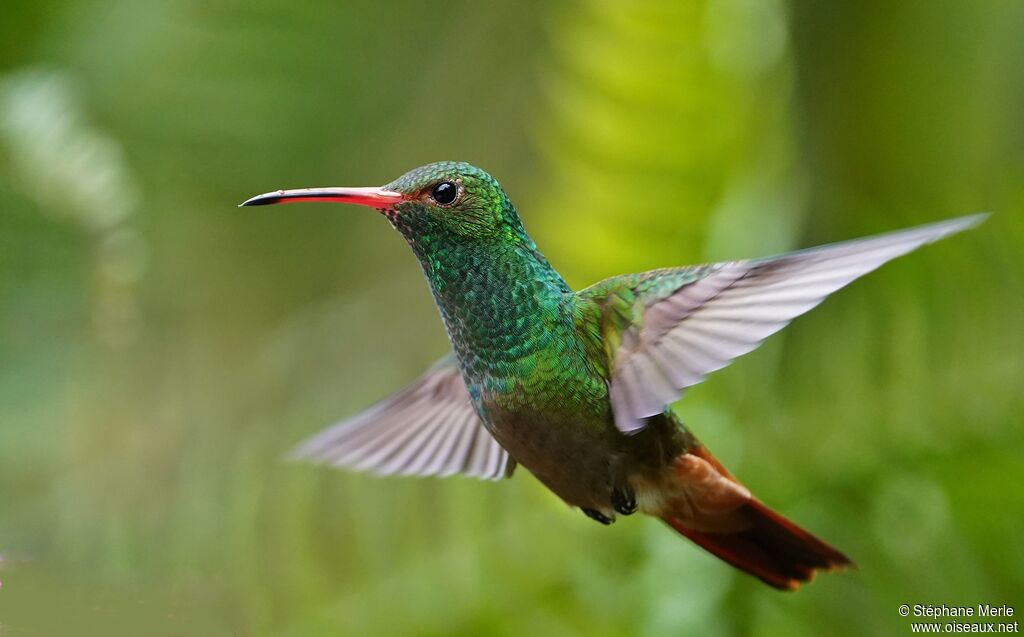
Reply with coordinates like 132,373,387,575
662,446,853,590
663,500,853,590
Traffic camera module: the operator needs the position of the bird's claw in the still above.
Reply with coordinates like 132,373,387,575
612,485,637,515
582,508,614,525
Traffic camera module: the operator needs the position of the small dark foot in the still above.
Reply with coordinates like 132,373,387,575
582,508,614,525
612,486,637,515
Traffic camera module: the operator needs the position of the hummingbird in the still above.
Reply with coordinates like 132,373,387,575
242,162,985,590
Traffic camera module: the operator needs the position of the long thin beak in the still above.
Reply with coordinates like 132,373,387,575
239,186,405,208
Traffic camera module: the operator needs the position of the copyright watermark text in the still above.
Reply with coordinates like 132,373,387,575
898,604,1018,633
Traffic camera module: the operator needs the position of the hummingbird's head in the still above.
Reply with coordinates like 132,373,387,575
383,161,523,242
241,161,525,244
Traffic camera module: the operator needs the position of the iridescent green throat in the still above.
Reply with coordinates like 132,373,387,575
385,198,582,401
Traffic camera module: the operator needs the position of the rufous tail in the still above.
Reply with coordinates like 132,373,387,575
660,446,853,591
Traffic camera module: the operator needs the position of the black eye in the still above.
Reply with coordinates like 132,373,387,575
430,181,458,206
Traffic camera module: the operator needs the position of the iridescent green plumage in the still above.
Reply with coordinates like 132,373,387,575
384,163,608,414
243,161,985,589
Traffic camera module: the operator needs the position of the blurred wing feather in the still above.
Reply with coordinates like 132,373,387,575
581,214,986,433
289,356,515,480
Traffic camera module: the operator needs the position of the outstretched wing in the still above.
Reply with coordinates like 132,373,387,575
289,356,515,480
578,214,987,434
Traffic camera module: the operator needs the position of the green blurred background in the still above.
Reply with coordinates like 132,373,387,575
1,1,1022,635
